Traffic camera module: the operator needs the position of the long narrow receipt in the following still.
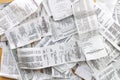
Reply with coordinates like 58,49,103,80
72,0,99,35
94,65,120,80
17,41,83,69
95,3,120,51
53,62,76,73
87,56,112,73
11,49,37,80
72,0,107,60
51,16,77,41
5,17,51,49
48,0,72,20
0,0,41,35
76,30,108,61
0,42,19,79
42,0,52,16
112,59,120,79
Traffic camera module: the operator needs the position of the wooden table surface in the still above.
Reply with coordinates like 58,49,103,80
0,0,13,4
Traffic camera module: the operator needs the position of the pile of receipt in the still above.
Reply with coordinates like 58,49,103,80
0,0,120,80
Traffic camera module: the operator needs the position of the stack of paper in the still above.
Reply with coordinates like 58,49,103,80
0,0,120,80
